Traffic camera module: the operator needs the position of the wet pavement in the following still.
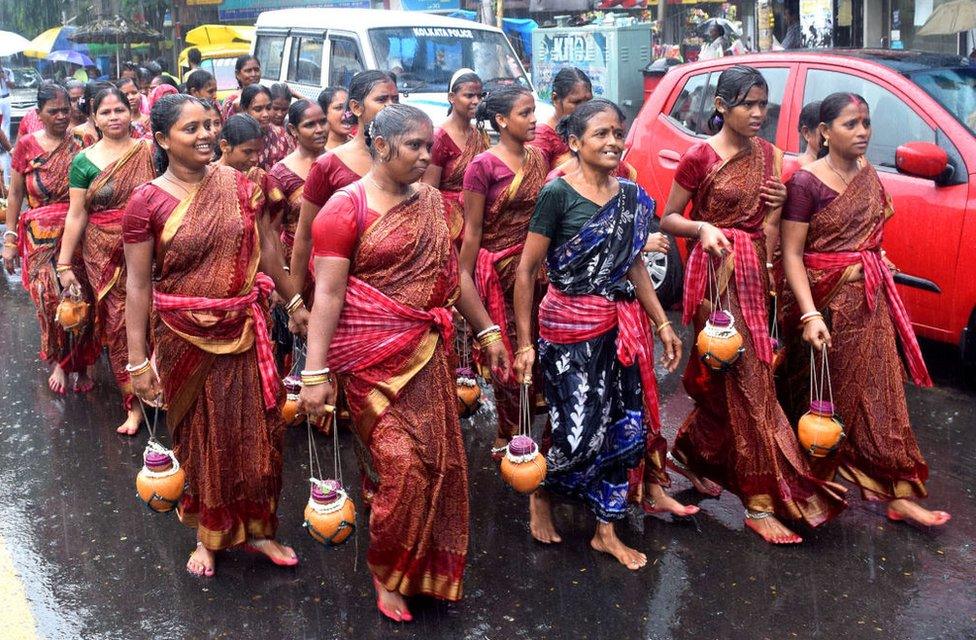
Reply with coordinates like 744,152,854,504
0,272,974,640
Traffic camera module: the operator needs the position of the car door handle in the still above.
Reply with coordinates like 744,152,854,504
658,149,681,167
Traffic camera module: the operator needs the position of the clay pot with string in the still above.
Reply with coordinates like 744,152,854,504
55,297,89,333
696,310,745,371
500,383,547,493
303,479,356,546
136,442,186,513
455,366,482,418
798,346,846,457
281,375,304,427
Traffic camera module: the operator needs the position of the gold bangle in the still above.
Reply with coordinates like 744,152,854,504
285,293,303,315
515,345,534,356
126,362,153,377
3,242,16,249
656,320,672,334
800,313,823,325
55,264,73,274
301,374,334,387
478,334,502,348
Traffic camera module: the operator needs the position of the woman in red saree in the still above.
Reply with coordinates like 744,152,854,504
421,69,489,243
119,78,151,140
290,71,398,298
124,94,303,577
2,83,98,394
461,85,548,460
299,105,508,622
220,54,261,122
779,93,949,527
58,85,156,435
531,67,592,171
660,66,846,544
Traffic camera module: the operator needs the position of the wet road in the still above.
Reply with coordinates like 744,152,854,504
0,272,974,640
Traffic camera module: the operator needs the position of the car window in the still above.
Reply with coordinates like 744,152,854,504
288,37,324,85
666,67,788,144
802,69,935,169
255,35,286,81
211,58,239,93
667,72,711,135
329,37,364,89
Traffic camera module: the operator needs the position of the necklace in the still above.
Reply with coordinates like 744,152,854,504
824,156,859,186
366,174,411,198
160,170,204,199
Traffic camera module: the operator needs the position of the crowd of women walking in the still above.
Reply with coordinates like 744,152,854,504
0,54,950,623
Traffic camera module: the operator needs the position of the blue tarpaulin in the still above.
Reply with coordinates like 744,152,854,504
447,10,537,57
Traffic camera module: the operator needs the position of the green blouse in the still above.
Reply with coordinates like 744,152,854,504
529,177,601,248
68,151,102,190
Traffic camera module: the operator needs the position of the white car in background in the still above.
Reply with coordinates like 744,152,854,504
252,8,554,126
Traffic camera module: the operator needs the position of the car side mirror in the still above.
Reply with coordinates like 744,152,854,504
895,141,948,180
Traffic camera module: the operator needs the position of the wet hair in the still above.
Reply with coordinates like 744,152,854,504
270,82,291,103
317,86,347,114
555,98,626,154
150,93,203,173
200,98,220,114
146,61,162,76
37,81,69,110
116,77,136,91
446,71,482,116
235,54,260,86
287,99,315,127
63,79,84,93
708,65,768,133
153,75,179,89
551,67,592,101
346,70,396,125
92,85,128,116
240,83,272,112
816,92,869,158
798,100,822,133
185,69,215,95
474,84,533,132
363,103,432,160
187,47,202,67
215,113,263,161
78,81,110,116
137,66,153,84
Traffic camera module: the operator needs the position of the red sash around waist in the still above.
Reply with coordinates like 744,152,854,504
474,243,523,361
17,202,69,289
804,249,931,387
329,276,454,374
682,227,772,363
152,273,280,409
539,288,661,432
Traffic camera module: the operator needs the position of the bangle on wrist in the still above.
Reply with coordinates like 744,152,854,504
125,359,152,376
284,293,304,316
475,324,500,340
56,264,73,274
799,311,823,324
3,242,15,249
2,230,17,239
695,222,705,238
301,367,331,377
656,320,672,334
515,345,533,356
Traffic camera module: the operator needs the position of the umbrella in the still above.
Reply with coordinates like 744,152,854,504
917,0,976,36
47,50,95,67
69,16,164,45
698,17,742,38
0,30,33,57
185,25,254,46
23,26,88,59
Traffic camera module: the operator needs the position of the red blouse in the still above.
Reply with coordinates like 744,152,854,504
122,182,180,244
430,127,461,169
783,170,839,223
674,142,722,194
462,151,516,210
311,185,379,259
302,152,362,209
11,134,42,175
529,123,570,169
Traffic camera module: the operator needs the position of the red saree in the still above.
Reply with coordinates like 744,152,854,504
531,123,571,171
779,166,930,501
323,181,467,601
432,127,489,242
82,139,156,410
72,123,98,149
267,162,305,265
13,134,99,372
258,124,295,171
127,166,285,550
672,139,846,525
470,147,548,441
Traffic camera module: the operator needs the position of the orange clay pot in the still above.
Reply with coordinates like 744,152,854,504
281,393,304,426
500,435,547,494
798,400,846,458
696,311,744,371
304,479,356,546
455,373,482,418
135,447,185,513
55,298,89,333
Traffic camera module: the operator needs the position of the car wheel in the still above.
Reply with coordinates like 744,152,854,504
643,232,683,309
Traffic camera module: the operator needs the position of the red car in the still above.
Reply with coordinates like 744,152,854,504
627,50,976,364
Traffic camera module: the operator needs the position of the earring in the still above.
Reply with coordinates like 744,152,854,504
823,138,829,148
500,123,507,129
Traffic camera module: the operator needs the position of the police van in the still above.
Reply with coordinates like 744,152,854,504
252,8,553,124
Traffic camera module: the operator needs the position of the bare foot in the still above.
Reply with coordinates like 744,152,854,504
48,364,67,395
744,512,803,544
116,407,141,436
887,499,951,527
373,577,413,622
529,490,562,544
667,453,722,497
186,543,215,577
643,483,700,517
74,371,95,393
590,522,647,570
244,538,299,566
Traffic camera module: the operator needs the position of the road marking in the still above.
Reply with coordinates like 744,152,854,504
0,535,37,640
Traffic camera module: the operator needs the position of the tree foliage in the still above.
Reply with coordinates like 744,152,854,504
0,0,70,39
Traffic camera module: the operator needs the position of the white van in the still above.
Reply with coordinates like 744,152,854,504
252,8,553,125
